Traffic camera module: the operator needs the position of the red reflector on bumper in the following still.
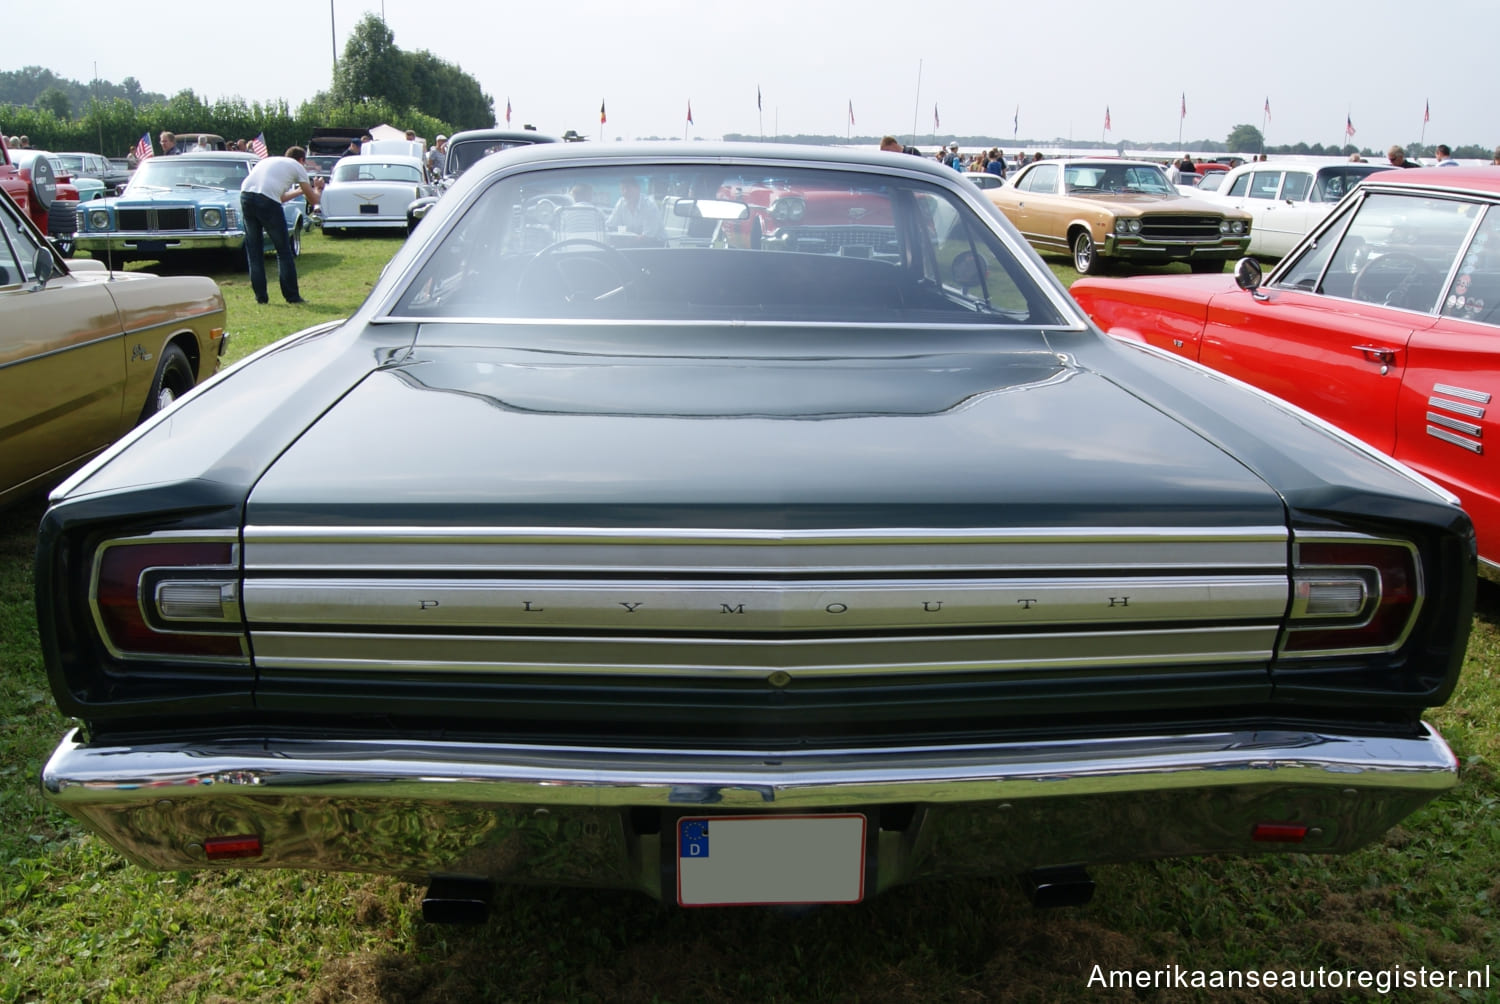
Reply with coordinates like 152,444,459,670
1251,823,1308,843
204,835,263,860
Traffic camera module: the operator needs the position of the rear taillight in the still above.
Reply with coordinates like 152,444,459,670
92,535,247,661
1282,536,1421,655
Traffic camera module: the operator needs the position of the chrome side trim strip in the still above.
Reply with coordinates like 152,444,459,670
249,624,1280,677
243,525,1291,574
43,724,1459,809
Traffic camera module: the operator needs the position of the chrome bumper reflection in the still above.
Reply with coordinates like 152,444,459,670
42,726,1457,896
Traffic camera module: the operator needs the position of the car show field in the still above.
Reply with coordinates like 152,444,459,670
3,182,1499,1002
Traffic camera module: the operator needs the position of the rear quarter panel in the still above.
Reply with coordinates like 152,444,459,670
1070,275,1226,358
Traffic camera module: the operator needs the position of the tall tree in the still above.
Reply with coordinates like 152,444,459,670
36,86,71,120
1225,124,1263,153
333,15,412,107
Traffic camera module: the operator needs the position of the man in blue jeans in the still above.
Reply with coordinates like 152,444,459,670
240,146,320,304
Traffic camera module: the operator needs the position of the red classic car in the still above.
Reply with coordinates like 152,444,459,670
718,173,901,256
1072,166,1500,572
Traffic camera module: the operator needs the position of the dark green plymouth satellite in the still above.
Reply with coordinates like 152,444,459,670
37,143,1474,917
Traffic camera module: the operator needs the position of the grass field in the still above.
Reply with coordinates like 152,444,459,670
2,232,1497,1002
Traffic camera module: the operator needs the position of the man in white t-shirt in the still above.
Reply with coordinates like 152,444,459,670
240,146,320,304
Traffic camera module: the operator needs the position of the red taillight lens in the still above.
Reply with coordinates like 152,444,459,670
1282,539,1421,654
93,538,246,660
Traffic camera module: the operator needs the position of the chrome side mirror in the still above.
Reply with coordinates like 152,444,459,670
1233,257,1265,299
32,247,56,289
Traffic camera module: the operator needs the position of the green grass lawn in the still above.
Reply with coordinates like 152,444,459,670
1,233,1496,1002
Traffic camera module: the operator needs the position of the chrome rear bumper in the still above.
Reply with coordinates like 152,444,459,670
42,725,1457,898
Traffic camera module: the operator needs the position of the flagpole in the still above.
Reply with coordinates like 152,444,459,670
1419,99,1427,150
911,59,922,147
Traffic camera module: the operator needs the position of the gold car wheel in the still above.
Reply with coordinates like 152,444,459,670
141,345,196,423
1072,230,1098,275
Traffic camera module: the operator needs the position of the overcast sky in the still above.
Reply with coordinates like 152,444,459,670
15,0,1496,152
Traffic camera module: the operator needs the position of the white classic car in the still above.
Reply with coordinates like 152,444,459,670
1196,159,1395,258
319,153,436,235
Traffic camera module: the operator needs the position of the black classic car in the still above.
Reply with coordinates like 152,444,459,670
38,143,1474,918
405,128,557,233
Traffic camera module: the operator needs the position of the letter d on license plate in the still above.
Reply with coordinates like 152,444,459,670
676,814,866,906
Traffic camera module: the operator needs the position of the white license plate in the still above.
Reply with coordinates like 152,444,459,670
676,813,866,907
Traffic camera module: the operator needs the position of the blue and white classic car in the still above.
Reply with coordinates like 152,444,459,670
74,152,308,264
38,143,1475,919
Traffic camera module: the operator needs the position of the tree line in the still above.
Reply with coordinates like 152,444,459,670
0,14,490,156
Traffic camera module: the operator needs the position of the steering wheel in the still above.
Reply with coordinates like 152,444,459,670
517,237,636,305
1351,251,1439,308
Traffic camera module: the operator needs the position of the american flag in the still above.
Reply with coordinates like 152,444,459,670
133,132,154,161
600,100,606,124
1264,97,1271,120
1180,93,1186,120
1104,106,1111,132
686,100,693,126
1345,115,1356,138
848,100,855,126
933,104,940,131
506,98,512,125
250,133,268,159
1424,99,1430,124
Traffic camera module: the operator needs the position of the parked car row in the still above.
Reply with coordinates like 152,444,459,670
30,142,1474,918
74,152,309,264
1073,166,1500,574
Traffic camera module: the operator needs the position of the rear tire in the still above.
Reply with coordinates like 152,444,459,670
139,344,195,423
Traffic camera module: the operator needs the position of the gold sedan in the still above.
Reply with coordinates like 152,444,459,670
0,188,226,508
986,159,1251,275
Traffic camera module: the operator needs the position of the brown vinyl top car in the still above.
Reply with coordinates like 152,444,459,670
0,186,227,508
985,158,1252,275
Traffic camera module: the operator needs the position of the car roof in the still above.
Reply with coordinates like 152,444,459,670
1358,166,1500,197
336,154,425,166
448,129,560,145
463,140,972,183
161,152,259,162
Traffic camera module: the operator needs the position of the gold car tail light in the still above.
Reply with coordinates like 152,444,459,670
91,535,248,661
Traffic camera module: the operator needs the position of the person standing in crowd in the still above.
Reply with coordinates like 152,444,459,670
1434,144,1459,167
1388,145,1419,168
159,131,181,156
427,135,448,178
239,146,320,305
986,149,1006,178
944,142,963,170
